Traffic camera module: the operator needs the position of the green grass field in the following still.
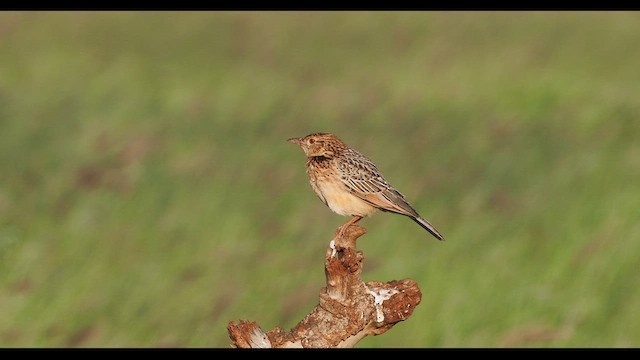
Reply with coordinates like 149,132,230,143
1,11,639,348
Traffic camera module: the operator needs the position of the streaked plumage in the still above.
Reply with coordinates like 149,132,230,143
288,132,444,241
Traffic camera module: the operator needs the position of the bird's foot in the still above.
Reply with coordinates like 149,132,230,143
337,216,363,239
337,224,348,239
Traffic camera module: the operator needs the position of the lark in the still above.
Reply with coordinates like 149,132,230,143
288,132,444,240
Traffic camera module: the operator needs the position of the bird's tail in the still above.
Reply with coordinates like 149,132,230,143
413,216,445,241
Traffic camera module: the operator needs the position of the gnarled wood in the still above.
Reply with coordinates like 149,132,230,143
228,225,422,348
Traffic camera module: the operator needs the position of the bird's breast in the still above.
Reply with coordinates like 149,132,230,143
306,159,376,217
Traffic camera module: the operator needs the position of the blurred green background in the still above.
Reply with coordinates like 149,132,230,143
0,11,639,348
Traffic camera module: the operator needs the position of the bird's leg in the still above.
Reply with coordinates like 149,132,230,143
338,215,363,238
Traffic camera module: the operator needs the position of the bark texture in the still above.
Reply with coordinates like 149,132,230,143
227,225,422,348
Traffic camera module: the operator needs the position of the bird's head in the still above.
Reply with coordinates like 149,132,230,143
287,132,346,158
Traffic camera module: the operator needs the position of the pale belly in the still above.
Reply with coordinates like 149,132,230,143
315,180,378,217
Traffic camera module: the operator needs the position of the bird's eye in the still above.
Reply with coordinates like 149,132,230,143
308,138,316,145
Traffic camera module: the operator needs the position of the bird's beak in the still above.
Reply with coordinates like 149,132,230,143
287,137,302,145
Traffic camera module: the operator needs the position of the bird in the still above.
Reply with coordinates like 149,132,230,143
287,132,444,241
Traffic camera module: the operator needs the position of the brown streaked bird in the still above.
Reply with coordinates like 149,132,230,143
288,132,444,241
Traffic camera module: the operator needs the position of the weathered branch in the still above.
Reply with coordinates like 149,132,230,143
227,225,422,348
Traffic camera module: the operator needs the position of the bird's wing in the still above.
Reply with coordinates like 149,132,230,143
337,149,420,218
